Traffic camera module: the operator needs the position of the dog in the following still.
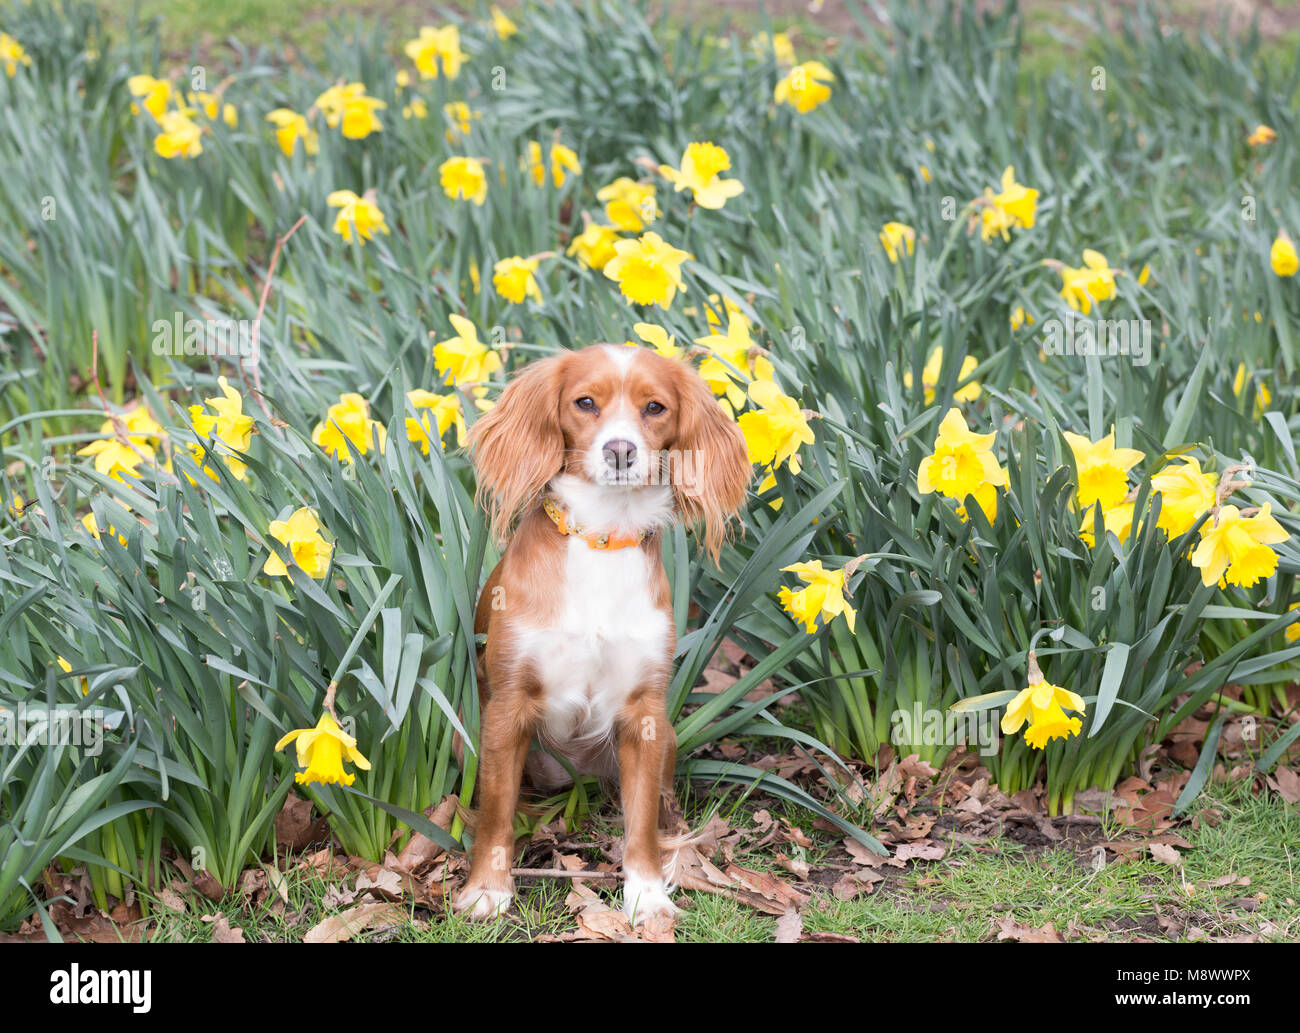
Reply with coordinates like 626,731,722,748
453,343,750,924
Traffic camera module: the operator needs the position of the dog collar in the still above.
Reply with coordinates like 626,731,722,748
542,497,647,551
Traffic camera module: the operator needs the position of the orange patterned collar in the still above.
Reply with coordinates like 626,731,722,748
542,497,648,551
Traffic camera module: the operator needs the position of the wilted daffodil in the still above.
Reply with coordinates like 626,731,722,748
916,407,1008,523
1062,429,1144,510
597,177,658,232
1052,249,1117,314
1191,503,1289,589
264,507,333,580
603,232,693,308
566,222,620,270
1150,456,1217,538
405,389,466,453
1,32,32,77
490,5,518,39
904,347,981,404
188,376,254,481
737,380,815,472
154,111,203,159
879,222,915,264
975,165,1039,243
266,108,319,157
774,60,834,113
493,256,543,304
127,73,171,120
276,711,369,786
404,25,466,80
779,560,857,634
695,313,774,413
1001,653,1086,750
440,155,488,205
315,82,385,139
434,314,503,389
1271,230,1298,277
312,393,387,463
526,140,582,187
658,142,744,210
327,189,389,244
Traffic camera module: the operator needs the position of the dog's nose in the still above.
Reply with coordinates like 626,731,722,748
602,438,637,471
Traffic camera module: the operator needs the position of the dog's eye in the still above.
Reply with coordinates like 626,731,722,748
644,401,666,416
575,396,597,412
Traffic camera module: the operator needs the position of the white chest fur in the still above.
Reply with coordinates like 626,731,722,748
514,538,670,757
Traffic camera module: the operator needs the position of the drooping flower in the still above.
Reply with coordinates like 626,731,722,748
1191,503,1290,588
434,314,503,389
737,380,814,472
1271,230,1298,277
490,5,518,39
275,711,370,785
327,189,389,244
779,560,856,634
597,177,658,232
439,156,488,205
315,82,385,139
493,256,543,304
903,347,981,404
774,60,834,113
154,111,204,159
264,507,334,580
266,108,319,157
1062,429,1145,510
695,314,774,413
127,73,171,120
1150,456,1217,538
311,393,387,463
916,408,1008,522
879,222,915,264
566,222,620,271
1054,249,1117,314
1,32,32,77
1247,124,1276,147
404,25,466,80
405,389,466,453
1001,657,1086,750
603,232,693,309
658,142,744,210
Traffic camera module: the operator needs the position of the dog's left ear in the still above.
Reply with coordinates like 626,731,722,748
669,361,751,564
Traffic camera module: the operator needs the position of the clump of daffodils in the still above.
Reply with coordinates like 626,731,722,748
1001,652,1086,750
916,408,1008,523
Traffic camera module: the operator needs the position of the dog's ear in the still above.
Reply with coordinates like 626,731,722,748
467,353,568,539
669,361,751,564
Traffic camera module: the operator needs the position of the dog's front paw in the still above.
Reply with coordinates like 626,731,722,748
621,873,677,926
454,884,514,921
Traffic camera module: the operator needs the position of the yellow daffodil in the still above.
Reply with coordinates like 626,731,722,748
526,140,582,187
603,232,692,308
1271,230,1298,277
440,155,488,205
442,101,479,143
1079,499,1137,548
916,407,1008,523
692,293,751,332
1191,503,1289,588
99,406,164,446
658,142,744,210
752,31,796,65
977,165,1039,242
315,82,385,139
774,60,834,113
904,347,981,403
154,110,203,159
1247,124,1276,147
77,437,155,482
266,108,319,157
1010,306,1033,330
1062,429,1144,510
264,507,333,580
1,33,31,77
404,25,466,80
311,393,387,463
597,177,658,231
566,222,620,270
327,189,389,244
1055,249,1117,313
434,314,503,388
490,5,518,39
695,313,774,412
779,560,856,634
1286,602,1300,644
1002,676,1085,741
56,656,91,697
402,96,428,120
187,376,254,481
82,510,129,547
879,222,915,263
1233,362,1272,415
632,322,680,359
276,711,369,785
1150,456,1217,538
127,73,171,120
405,389,466,453
188,91,237,127
493,255,543,303
737,380,815,471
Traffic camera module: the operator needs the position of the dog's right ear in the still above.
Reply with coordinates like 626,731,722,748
467,353,568,539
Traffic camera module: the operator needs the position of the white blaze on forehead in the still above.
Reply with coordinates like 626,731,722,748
600,343,638,374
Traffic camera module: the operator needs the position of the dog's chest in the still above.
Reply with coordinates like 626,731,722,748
517,540,670,744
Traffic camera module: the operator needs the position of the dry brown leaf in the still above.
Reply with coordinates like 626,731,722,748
774,908,802,943
304,902,404,943
993,912,1064,943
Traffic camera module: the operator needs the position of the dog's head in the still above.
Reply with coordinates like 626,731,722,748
467,344,750,560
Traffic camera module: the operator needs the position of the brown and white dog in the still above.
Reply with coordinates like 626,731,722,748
454,344,750,924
